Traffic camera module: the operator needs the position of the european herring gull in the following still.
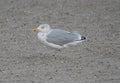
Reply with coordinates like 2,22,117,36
33,24,86,49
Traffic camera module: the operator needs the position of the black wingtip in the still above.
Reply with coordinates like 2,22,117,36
81,36,86,40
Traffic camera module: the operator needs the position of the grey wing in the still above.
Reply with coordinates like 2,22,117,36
46,29,79,46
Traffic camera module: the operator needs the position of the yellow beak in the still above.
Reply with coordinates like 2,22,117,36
33,28,39,32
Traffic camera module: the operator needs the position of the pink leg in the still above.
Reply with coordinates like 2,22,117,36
53,49,60,59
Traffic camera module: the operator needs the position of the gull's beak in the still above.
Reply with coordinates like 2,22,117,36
33,28,39,32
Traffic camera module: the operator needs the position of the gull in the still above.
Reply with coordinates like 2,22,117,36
33,24,86,56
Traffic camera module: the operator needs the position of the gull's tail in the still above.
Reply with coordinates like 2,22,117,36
73,31,86,41
81,36,86,40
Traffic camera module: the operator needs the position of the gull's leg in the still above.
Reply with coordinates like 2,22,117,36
52,49,64,63
53,49,61,59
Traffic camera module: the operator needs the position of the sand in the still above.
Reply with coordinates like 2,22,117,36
0,0,120,83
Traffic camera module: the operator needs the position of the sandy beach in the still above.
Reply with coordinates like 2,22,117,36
0,0,120,83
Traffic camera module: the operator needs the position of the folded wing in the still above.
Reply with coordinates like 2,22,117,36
46,29,80,46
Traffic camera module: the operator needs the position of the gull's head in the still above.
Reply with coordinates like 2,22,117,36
33,24,51,33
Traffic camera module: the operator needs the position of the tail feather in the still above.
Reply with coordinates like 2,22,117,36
81,36,86,40
72,31,86,41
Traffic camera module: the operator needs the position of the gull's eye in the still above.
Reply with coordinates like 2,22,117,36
41,26,44,29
